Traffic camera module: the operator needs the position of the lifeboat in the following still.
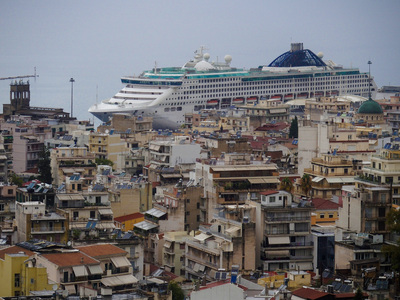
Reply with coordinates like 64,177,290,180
284,94,294,101
246,96,258,103
296,93,308,99
270,95,282,100
207,99,219,105
233,97,244,104
330,90,339,96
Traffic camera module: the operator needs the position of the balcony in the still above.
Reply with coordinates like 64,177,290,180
265,216,311,223
31,226,65,234
186,253,218,269
262,241,314,249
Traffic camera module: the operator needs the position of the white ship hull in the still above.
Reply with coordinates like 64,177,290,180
89,44,378,129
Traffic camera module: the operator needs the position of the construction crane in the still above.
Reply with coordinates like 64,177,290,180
0,67,39,81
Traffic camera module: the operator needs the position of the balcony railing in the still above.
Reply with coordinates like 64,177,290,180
31,227,65,233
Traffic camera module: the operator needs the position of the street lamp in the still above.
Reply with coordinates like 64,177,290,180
70,78,75,118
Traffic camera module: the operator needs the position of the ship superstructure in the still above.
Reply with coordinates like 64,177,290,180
89,43,377,129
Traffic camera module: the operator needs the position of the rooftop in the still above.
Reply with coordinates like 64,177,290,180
77,243,127,258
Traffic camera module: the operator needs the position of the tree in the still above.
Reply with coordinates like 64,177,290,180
168,281,184,300
37,146,52,184
289,116,298,139
353,287,364,300
95,158,114,167
280,177,293,193
382,208,400,296
383,208,400,271
300,173,312,197
9,173,24,187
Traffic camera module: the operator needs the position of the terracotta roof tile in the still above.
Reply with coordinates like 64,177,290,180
114,212,144,223
311,198,341,210
77,243,127,258
41,251,99,267
0,245,35,260
260,190,279,196
292,288,330,300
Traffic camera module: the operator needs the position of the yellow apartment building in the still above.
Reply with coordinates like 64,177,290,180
0,248,52,297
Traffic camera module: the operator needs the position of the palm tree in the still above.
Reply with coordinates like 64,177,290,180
280,177,293,194
300,173,312,198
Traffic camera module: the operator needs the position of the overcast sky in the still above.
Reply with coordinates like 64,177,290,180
1,0,400,122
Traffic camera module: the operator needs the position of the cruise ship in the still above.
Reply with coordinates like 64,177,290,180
88,43,377,129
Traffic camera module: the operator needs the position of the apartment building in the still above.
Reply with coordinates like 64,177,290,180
0,246,52,297
50,146,96,188
15,201,69,244
162,231,189,277
88,132,129,171
300,153,356,199
185,202,257,281
56,193,115,240
259,190,314,272
77,243,138,294
195,153,280,223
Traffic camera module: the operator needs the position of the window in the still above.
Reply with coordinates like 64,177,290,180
73,211,79,220
0,204,4,211
90,211,95,219
320,213,325,219
14,273,20,287
269,196,276,203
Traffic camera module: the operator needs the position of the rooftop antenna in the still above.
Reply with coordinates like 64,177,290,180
368,60,372,99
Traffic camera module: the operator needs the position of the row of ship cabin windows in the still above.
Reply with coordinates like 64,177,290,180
190,75,368,85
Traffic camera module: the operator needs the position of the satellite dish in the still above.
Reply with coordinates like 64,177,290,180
67,241,72,247
62,290,69,298
52,284,58,291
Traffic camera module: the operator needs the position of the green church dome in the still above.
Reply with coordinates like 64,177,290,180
357,98,383,114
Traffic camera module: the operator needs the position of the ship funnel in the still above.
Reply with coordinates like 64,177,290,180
291,43,303,52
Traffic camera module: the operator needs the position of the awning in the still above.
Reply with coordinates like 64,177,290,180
147,277,165,284
149,144,161,151
134,220,158,231
312,176,324,183
161,173,182,178
268,236,290,245
101,274,138,287
63,284,76,294
247,178,280,184
98,208,113,215
194,233,212,242
265,250,290,257
269,108,287,114
198,264,206,272
193,263,200,272
326,177,355,184
145,208,166,218
164,240,172,248
111,256,131,268
96,222,116,229
226,226,240,234
88,264,103,275
72,265,88,277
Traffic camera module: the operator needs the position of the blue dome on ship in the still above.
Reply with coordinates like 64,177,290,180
268,43,326,68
